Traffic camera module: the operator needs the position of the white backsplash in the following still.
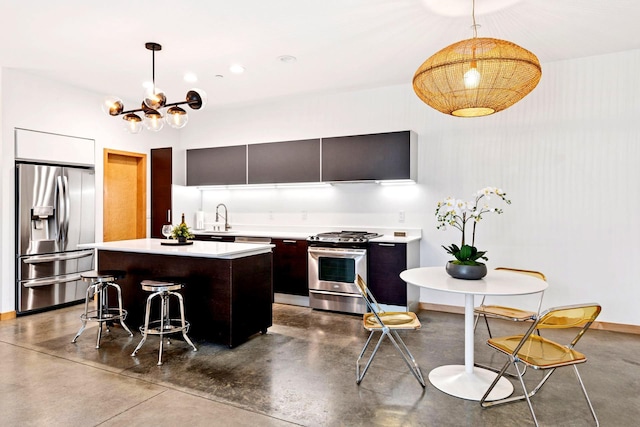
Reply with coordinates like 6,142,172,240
173,182,428,233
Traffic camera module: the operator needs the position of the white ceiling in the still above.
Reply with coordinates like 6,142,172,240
1,0,638,109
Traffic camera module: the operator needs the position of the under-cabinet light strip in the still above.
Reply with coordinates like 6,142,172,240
197,182,333,191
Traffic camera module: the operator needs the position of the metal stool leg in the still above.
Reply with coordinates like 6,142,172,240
131,292,157,357
72,283,94,343
111,282,133,337
157,293,167,365
175,292,197,352
101,284,110,333
163,294,171,346
95,283,111,348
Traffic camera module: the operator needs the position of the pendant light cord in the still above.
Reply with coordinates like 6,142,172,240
151,49,156,91
471,0,478,38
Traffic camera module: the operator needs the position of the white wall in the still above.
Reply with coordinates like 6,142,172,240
3,49,639,326
0,69,175,313
176,49,640,326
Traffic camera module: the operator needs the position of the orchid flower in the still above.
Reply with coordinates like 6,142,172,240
435,187,511,262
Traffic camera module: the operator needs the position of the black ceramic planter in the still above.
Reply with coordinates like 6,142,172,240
445,261,487,280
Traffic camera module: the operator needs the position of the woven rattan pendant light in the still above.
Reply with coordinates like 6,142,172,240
413,0,541,117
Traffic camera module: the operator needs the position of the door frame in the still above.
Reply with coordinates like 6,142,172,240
103,148,147,241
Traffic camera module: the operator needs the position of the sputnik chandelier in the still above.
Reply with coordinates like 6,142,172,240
413,0,541,117
102,42,207,133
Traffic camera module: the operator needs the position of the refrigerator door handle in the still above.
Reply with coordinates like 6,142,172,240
58,176,69,247
22,273,83,288
22,250,94,264
56,176,65,244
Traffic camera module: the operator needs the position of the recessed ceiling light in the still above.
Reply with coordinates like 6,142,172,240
229,64,245,74
277,55,297,63
184,72,198,83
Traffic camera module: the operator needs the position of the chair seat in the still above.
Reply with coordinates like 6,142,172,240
141,280,182,292
488,334,587,369
475,304,536,321
363,311,421,330
81,269,125,283
481,303,600,426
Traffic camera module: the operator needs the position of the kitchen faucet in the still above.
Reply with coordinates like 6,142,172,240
215,203,231,231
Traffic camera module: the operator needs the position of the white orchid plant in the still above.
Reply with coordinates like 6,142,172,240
435,187,511,266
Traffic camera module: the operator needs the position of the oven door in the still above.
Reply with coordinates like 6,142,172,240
308,246,367,314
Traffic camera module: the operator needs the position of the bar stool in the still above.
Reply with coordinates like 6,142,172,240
72,270,134,348
131,279,197,365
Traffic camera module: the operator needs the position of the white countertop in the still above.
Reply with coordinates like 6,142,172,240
369,235,420,244
79,238,274,260
193,229,421,243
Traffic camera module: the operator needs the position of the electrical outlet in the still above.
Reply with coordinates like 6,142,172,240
399,210,405,223
302,210,308,220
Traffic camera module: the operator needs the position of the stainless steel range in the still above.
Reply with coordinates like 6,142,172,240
307,231,382,314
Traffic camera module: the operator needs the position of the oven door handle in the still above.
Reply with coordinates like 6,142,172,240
309,289,362,298
308,247,366,257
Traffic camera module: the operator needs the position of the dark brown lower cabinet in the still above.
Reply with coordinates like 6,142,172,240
192,234,235,243
367,240,420,311
273,238,308,296
368,242,408,306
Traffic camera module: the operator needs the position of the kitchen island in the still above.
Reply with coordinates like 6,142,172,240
80,238,274,347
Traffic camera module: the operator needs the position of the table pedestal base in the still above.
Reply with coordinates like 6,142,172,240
428,365,513,401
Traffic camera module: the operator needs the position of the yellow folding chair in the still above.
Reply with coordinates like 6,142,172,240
474,267,547,338
480,303,601,426
355,275,425,387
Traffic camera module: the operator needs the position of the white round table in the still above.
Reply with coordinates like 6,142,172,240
400,266,548,401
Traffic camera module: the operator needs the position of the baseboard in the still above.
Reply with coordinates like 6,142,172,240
419,302,640,335
274,293,309,307
589,321,640,335
420,302,464,315
0,311,17,320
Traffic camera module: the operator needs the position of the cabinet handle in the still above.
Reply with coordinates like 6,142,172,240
377,243,396,247
282,240,297,244
209,236,223,240
167,209,171,222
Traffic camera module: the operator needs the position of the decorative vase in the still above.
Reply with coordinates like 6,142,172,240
178,236,187,243
445,261,487,280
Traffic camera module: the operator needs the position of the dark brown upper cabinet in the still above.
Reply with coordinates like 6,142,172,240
150,147,172,238
186,145,247,186
248,139,320,184
185,130,416,186
321,131,417,182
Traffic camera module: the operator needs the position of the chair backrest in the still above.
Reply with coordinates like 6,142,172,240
355,274,383,315
531,303,601,348
495,267,547,281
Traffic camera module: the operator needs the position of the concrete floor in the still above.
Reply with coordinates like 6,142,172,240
0,302,638,426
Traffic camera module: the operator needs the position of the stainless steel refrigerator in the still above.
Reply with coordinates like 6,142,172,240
16,162,95,314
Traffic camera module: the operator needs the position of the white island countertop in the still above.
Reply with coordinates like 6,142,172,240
80,238,274,260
